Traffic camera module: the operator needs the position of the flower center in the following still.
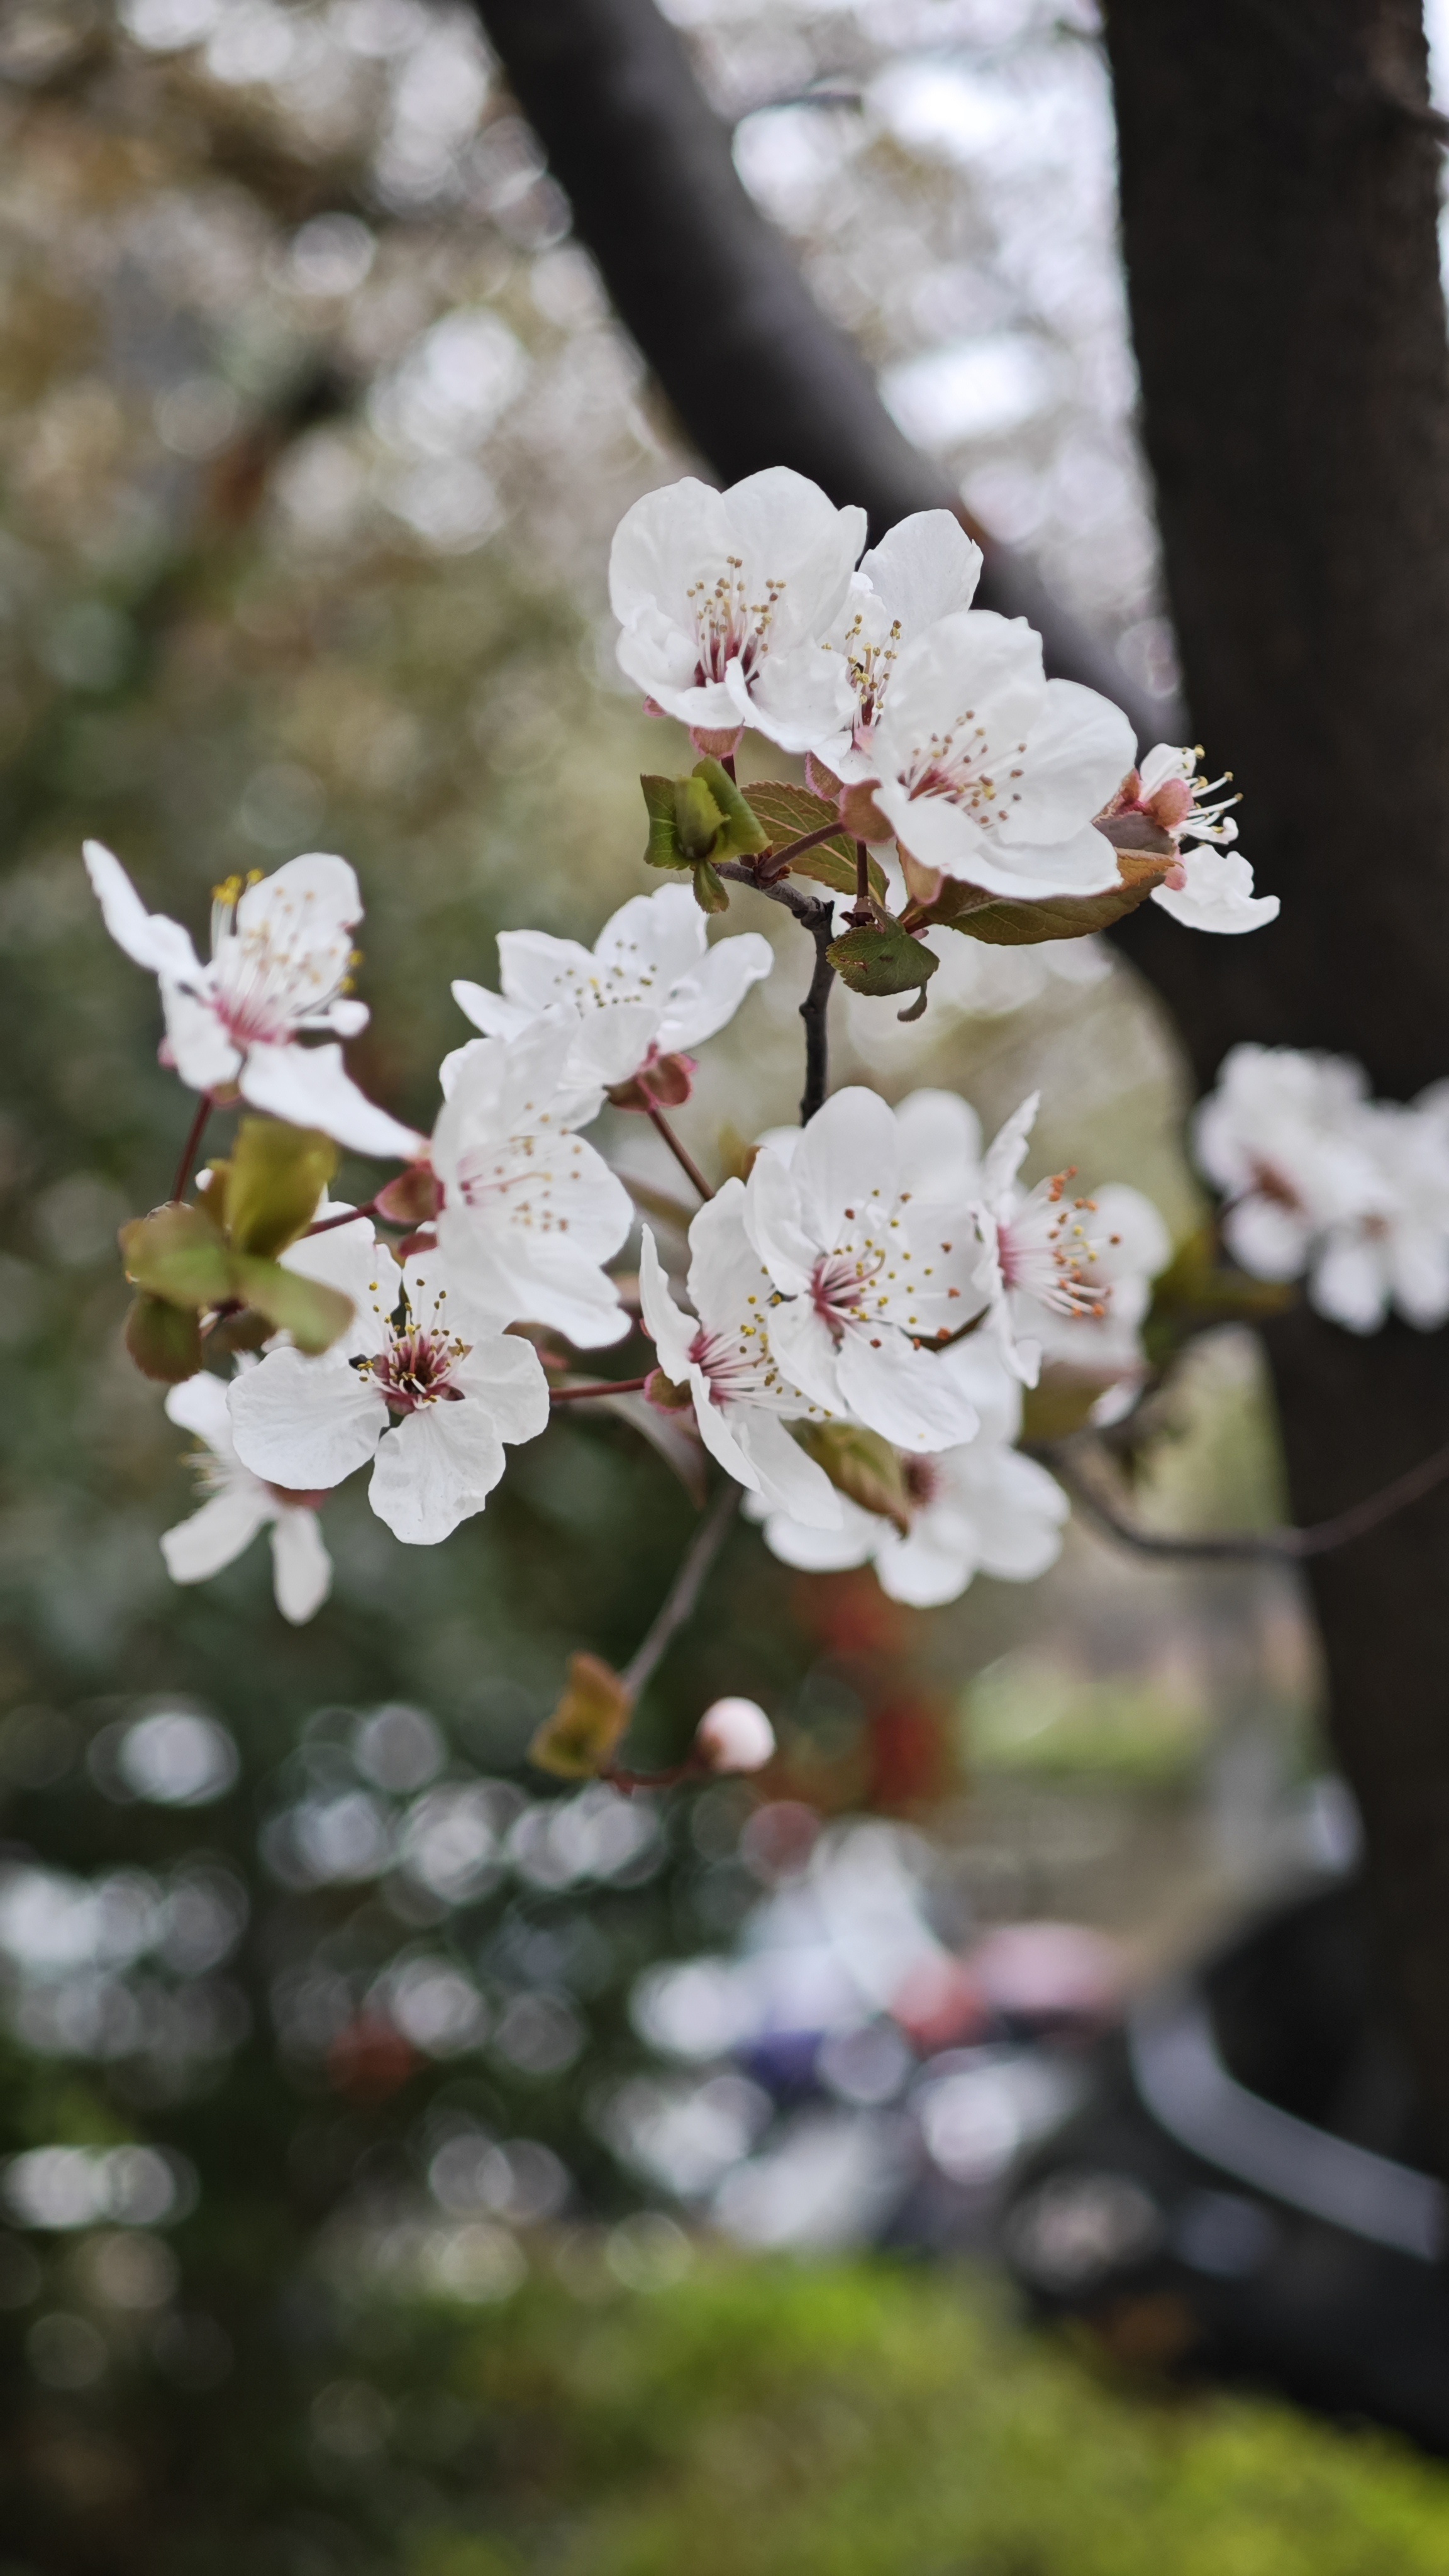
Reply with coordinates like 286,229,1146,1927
837,608,902,747
689,1318,784,1409
1246,1156,1303,1213
358,1323,470,1413
902,1456,941,1510
999,1175,1109,1321
688,555,784,689
209,874,356,1043
809,1249,883,1341
904,713,1026,828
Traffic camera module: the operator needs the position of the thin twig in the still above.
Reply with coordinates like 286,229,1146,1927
646,1103,713,1200
758,820,848,882
621,1482,740,1699
715,859,838,1124
172,1096,212,1203
1046,1433,1449,1563
306,1197,381,1238
551,1375,652,1404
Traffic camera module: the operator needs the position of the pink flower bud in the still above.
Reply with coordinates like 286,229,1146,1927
695,1697,775,1775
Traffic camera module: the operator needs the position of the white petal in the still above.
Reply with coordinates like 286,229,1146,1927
161,1485,271,1585
689,1366,763,1491
757,1499,877,1574
938,1331,1022,1444
565,1002,662,1089
596,884,706,989
981,1092,1039,1201
164,1371,235,1455
873,611,1045,788
687,1178,775,1336
871,1523,976,1607
160,984,241,1092
722,467,866,650
281,1217,391,1359
450,1330,552,1447
236,851,361,945
84,841,203,982
733,641,855,753
657,932,774,1054
450,981,536,1040
495,929,603,1015
1152,847,1280,934
328,998,369,1038
836,1327,980,1451
997,680,1136,852
240,1043,427,1161
894,1088,984,1202
270,1511,332,1622
639,1228,696,1384
734,1409,841,1527
765,1294,846,1417
230,1347,386,1488
858,511,982,631
438,1209,630,1346
1223,1196,1313,1281
609,476,733,636
742,1147,817,1298
1309,1235,1388,1333
792,1085,899,1253
368,1399,508,1545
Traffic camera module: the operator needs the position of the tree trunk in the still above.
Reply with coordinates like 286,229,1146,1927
1103,0,1449,2157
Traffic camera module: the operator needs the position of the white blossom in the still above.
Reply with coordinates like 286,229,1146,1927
638,1189,841,1528
1195,1046,1449,1331
1105,745,1277,935
865,611,1134,900
431,1019,633,1348
743,1087,986,1452
695,1698,776,1774
83,842,425,1161
161,1369,331,1624
228,1217,550,1545
970,1092,1170,1388
750,1338,1067,1607
775,509,984,779
609,468,865,748
451,884,772,1096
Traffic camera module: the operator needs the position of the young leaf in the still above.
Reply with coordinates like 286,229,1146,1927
691,860,730,915
125,1292,204,1384
212,1119,337,1258
744,781,887,900
913,838,1177,947
692,757,767,858
828,917,940,1000
793,1421,912,1535
641,774,688,871
119,1204,234,1311
529,1652,635,1779
639,761,767,872
229,1255,355,1357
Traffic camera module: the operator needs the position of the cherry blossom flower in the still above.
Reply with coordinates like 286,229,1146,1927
451,884,772,1102
749,1338,1067,1606
161,1368,332,1624
803,510,984,782
1102,745,1278,935
865,611,1135,899
431,1019,633,1347
609,468,865,749
1195,1046,1449,1331
83,842,426,1160
741,1087,985,1452
638,1191,841,1527
229,1216,550,1544
969,1092,1170,1387
695,1698,777,1774
1192,1045,1385,1293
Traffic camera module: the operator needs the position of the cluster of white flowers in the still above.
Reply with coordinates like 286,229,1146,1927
610,466,1277,928
1196,1045,1449,1333
85,467,1296,1709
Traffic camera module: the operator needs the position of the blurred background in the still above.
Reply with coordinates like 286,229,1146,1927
0,2,1446,2569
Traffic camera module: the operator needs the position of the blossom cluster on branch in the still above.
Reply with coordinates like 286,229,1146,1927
84,469,1294,1780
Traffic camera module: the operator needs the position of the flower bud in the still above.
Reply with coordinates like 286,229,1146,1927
695,1697,775,1775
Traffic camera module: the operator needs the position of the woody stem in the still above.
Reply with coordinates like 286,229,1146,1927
646,1104,713,1199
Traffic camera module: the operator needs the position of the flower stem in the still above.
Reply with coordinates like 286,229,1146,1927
550,1375,652,1404
620,1482,740,1701
646,1103,713,1199
306,1197,382,1238
757,819,846,882
172,1096,213,1202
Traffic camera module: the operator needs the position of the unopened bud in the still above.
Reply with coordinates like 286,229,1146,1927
695,1697,775,1775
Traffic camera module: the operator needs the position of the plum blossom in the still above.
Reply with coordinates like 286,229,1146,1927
228,1216,550,1544
1194,1045,1449,1331
866,612,1135,899
432,1019,633,1347
609,468,865,749
742,1087,986,1452
83,843,426,1160
749,1338,1067,1607
695,1698,777,1774
969,1092,1170,1388
1102,745,1278,935
638,1189,841,1528
161,1368,331,1624
805,510,984,782
451,884,772,1102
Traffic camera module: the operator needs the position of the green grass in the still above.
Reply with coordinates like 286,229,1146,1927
386,2258,1449,2576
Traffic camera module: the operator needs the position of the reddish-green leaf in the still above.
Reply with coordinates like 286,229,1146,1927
743,781,887,901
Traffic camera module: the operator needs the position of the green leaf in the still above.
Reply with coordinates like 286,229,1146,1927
692,758,767,858
794,1421,911,1535
125,1292,204,1384
828,918,940,999
743,781,887,901
914,840,1177,947
639,762,767,873
120,1204,234,1311
211,1119,337,1258
529,1653,635,1779
641,774,687,871
691,860,730,915
229,1255,355,1357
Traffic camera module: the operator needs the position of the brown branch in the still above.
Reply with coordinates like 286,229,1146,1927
715,859,837,1123
172,1096,213,1204
646,1103,712,1200
621,1480,740,1699
1046,1432,1449,1563
551,1374,652,1403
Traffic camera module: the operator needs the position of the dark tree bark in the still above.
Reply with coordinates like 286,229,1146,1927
473,0,1175,749
1104,0,1449,2157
